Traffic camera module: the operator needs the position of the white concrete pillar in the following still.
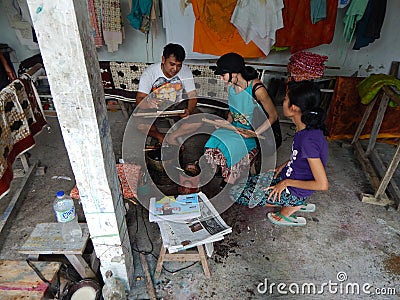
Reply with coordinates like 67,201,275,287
26,0,133,290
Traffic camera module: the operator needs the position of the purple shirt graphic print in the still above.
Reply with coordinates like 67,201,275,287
281,129,328,198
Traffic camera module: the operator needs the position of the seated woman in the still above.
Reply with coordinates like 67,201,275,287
232,80,329,226
204,52,279,186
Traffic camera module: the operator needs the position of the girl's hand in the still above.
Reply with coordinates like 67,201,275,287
264,180,287,202
269,164,285,179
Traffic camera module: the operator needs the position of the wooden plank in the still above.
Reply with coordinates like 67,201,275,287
366,93,390,155
197,245,210,278
0,260,60,300
372,144,400,201
361,193,393,207
0,161,37,234
65,254,96,279
369,148,400,208
139,253,157,300
19,223,90,256
351,97,377,145
353,141,381,192
154,246,166,278
154,245,210,278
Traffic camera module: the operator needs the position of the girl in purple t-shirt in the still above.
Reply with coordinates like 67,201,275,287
266,80,329,226
231,80,328,226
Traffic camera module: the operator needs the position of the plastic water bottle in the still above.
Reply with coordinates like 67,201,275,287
53,190,82,242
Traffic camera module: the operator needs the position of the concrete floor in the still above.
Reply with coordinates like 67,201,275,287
1,109,400,300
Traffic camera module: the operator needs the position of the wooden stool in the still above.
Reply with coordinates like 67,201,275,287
0,260,61,299
19,223,97,279
154,245,210,278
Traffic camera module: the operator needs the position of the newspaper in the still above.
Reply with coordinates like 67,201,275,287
156,192,232,254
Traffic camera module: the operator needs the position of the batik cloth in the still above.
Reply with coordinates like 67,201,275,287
230,172,308,207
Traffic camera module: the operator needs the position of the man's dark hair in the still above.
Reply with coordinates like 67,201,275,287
163,43,186,62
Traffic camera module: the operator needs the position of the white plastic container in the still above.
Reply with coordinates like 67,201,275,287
53,190,82,242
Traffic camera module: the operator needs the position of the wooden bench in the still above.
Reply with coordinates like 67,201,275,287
0,260,61,300
19,223,97,279
154,244,210,279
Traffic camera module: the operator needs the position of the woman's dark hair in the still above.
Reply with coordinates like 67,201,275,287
287,80,329,135
242,66,259,81
163,43,186,62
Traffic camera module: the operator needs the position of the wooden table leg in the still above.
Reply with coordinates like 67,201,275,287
65,254,96,279
154,246,167,279
197,245,210,278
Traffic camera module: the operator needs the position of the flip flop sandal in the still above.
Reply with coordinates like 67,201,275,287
267,212,307,226
299,203,316,213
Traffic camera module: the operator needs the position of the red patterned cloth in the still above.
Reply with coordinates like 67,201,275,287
287,51,328,82
70,163,142,201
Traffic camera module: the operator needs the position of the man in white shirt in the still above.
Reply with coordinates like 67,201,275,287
136,43,200,145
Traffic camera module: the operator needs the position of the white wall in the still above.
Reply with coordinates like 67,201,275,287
1,0,399,77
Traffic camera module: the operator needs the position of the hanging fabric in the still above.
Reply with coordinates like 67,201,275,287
353,0,387,50
162,0,217,59
88,0,103,47
342,0,369,43
127,0,153,34
275,0,337,53
102,0,124,52
191,0,264,58
230,0,284,56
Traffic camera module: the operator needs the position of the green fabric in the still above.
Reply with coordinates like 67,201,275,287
310,0,326,24
357,74,400,107
343,0,369,42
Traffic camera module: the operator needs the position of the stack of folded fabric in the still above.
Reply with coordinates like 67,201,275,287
287,51,328,81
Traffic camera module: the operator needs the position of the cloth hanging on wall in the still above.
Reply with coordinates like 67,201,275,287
230,0,284,56
342,0,369,43
127,0,153,33
353,0,387,50
310,0,327,24
101,0,124,52
191,0,264,58
86,0,124,52
162,0,217,59
88,0,103,47
275,0,337,53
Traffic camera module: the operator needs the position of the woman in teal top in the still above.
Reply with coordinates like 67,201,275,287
205,53,279,187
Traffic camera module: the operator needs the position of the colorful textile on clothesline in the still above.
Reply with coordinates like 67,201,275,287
275,0,337,53
0,77,47,198
191,0,264,58
357,74,400,107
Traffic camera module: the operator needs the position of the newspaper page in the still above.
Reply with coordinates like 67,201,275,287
157,192,232,253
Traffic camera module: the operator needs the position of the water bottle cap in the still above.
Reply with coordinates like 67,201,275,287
56,190,65,197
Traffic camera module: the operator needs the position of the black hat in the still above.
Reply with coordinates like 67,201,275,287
214,53,245,75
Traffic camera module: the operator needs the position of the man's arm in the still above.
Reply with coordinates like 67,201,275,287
186,90,197,115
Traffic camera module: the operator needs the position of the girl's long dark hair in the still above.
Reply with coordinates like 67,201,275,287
287,80,329,135
242,66,259,81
